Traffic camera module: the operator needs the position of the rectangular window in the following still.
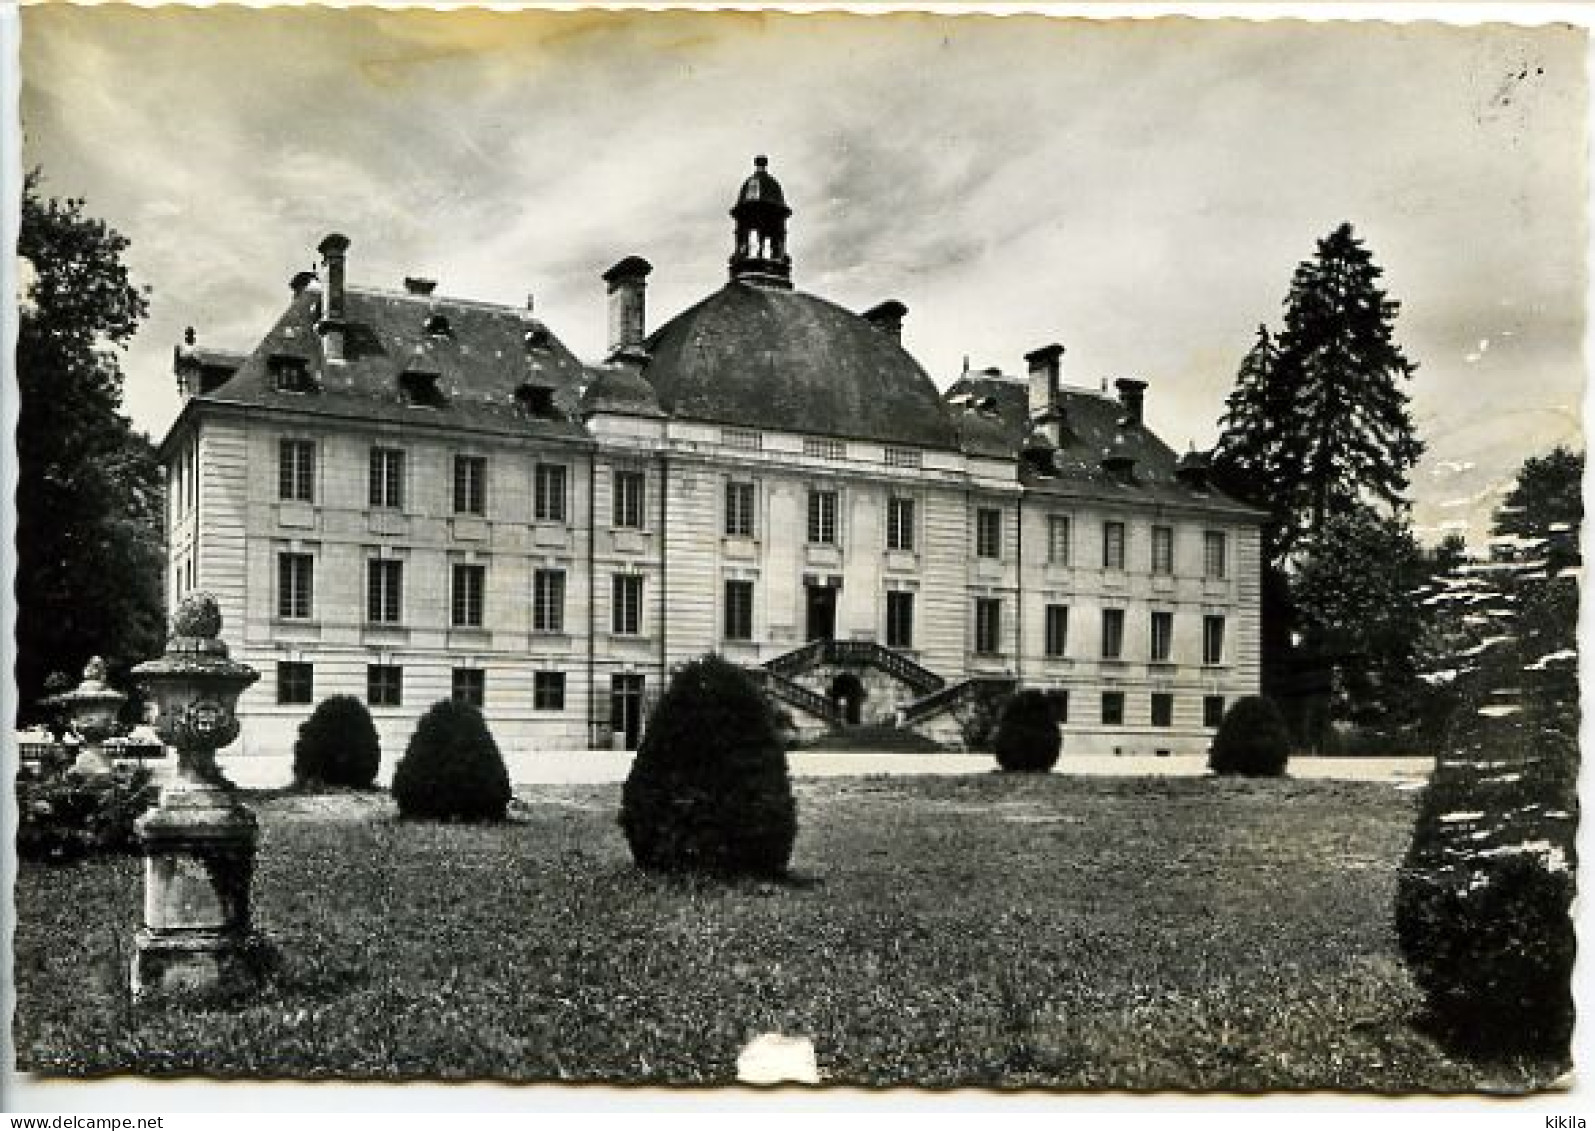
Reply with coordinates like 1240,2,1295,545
803,437,846,460
271,355,311,393
723,580,755,641
1102,691,1125,726
534,671,566,711
1044,604,1069,658
453,455,487,516
1101,608,1125,660
1152,525,1174,575
278,439,315,503
369,447,404,509
974,597,1002,655
1203,695,1226,729
277,552,313,620
725,481,756,538
367,559,403,624
367,665,402,707
808,489,838,545
452,668,485,708
451,563,485,628
533,569,565,635
1151,692,1174,728
1203,615,1227,665
277,661,313,705
722,428,763,451
976,508,1002,559
1048,515,1072,565
612,574,643,636
534,463,567,523
1150,611,1174,663
1103,521,1126,570
883,446,921,469
613,470,647,529
886,591,915,649
1204,531,1229,580
887,496,916,552
1050,689,1070,725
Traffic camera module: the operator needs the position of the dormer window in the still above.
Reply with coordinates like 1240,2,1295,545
423,312,453,338
523,322,551,350
399,369,445,408
269,354,313,394
515,381,556,418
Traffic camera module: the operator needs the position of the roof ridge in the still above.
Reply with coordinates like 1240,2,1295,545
350,284,531,316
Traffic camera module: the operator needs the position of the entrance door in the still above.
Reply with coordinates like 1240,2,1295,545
611,674,646,750
806,584,837,642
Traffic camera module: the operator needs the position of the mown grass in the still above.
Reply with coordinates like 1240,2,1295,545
11,773,1558,1090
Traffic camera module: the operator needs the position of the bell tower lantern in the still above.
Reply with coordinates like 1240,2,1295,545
729,155,793,289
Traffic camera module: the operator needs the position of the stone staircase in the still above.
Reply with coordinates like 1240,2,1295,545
899,675,1018,726
762,639,945,697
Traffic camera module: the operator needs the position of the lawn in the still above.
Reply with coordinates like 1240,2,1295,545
11,772,1559,1090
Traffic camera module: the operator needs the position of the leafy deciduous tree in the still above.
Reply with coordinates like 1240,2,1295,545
16,170,164,719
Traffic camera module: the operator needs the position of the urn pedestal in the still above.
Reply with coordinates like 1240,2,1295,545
130,593,267,1000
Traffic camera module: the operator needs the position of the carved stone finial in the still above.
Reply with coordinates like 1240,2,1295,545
172,592,223,640
83,656,108,684
184,326,197,346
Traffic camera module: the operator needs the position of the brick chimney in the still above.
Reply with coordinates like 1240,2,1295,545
1115,378,1148,427
316,233,351,364
863,300,907,342
602,256,653,362
1025,342,1064,424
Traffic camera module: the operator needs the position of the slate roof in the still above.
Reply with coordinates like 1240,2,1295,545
581,361,666,419
642,281,960,450
942,370,1262,516
179,286,592,445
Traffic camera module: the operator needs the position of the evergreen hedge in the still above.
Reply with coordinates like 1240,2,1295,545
619,654,796,878
292,695,382,789
392,700,512,822
1208,695,1291,777
993,689,1062,773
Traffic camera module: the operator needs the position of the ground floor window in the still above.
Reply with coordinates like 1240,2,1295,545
1048,689,1069,724
1203,695,1226,729
277,661,313,705
452,667,485,708
367,664,403,707
534,671,566,711
1151,692,1174,728
1102,690,1125,726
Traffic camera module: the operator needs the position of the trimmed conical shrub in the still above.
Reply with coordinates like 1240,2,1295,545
993,689,1061,773
392,699,512,821
1208,695,1290,777
292,695,381,788
620,654,796,878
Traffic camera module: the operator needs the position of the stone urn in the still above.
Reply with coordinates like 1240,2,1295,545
50,657,126,778
128,592,267,999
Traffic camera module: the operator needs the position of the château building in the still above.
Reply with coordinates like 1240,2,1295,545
159,157,1263,762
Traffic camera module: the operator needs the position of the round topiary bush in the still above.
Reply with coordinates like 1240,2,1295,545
1208,695,1291,777
292,695,382,789
993,688,1061,773
392,699,512,822
620,654,796,878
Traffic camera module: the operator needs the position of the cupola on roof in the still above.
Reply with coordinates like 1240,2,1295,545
729,155,794,289
642,157,959,450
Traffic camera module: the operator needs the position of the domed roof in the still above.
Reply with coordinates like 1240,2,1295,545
643,282,959,449
735,155,788,213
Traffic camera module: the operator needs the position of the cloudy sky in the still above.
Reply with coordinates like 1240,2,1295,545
18,5,1587,543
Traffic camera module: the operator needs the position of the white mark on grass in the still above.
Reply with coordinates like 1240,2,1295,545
737,1032,820,1086
1439,812,1487,823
